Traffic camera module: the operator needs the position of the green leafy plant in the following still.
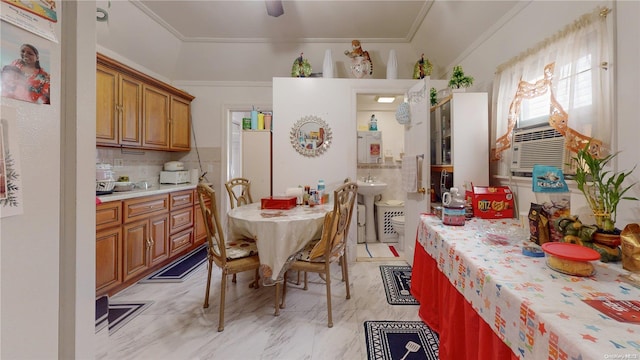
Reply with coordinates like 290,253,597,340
448,65,474,89
572,143,638,232
430,87,437,106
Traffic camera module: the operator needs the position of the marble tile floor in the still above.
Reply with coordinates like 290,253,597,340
96,257,422,360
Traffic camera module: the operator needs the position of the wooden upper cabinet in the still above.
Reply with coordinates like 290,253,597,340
170,96,191,151
143,85,171,149
96,53,194,152
119,74,143,147
96,65,119,145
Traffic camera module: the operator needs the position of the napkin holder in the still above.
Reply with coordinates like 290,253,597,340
261,196,297,210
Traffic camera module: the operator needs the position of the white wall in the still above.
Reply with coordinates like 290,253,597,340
272,78,419,261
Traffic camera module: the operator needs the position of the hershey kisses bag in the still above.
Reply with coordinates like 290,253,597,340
621,223,640,272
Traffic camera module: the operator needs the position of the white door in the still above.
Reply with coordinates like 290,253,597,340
403,78,431,265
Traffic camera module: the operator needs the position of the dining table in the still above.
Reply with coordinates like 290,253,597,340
227,202,332,286
411,213,640,360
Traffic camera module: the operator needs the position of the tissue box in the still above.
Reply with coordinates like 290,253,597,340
472,186,515,219
261,196,297,210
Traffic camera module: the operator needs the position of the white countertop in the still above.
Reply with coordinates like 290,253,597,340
97,183,197,202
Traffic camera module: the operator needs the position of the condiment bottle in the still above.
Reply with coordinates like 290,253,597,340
441,187,465,226
317,179,325,204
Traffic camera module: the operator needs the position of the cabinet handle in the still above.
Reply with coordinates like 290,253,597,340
149,236,154,247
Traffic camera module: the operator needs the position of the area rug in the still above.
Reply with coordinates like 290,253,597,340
380,265,418,305
107,301,154,335
139,244,207,283
357,243,402,261
364,320,439,360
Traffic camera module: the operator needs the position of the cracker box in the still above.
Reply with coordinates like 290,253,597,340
472,186,515,219
261,196,297,210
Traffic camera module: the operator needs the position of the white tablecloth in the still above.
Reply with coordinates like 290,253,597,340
227,202,330,285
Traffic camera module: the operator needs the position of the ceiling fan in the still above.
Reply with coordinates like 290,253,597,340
265,0,284,17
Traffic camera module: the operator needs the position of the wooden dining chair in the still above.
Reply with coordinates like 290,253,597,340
225,177,253,209
196,183,261,332
276,181,358,327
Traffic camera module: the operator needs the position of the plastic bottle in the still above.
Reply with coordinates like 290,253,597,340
442,187,466,226
317,179,326,204
369,114,378,131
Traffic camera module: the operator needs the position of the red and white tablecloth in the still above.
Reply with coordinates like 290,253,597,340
411,214,640,360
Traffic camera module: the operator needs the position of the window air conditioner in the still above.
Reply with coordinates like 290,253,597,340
510,125,573,176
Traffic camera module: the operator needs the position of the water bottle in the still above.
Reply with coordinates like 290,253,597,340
317,179,326,204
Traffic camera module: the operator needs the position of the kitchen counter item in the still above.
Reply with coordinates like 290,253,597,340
96,179,115,195
114,182,135,192
160,170,190,184
164,161,184,171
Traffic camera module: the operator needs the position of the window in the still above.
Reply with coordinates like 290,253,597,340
492,7,612,166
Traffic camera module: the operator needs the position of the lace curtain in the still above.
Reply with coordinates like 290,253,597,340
491,6,612,161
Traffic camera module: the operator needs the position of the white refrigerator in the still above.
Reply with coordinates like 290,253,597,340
242,130,272,200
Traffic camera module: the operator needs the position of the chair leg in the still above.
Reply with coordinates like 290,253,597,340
274,282,281,316
325,267,333,328
218,272,227,332
303,271,309,290
203,259,213,308
249,268,260,289
232,273,237,283
280,273,288,310
342,255,351,300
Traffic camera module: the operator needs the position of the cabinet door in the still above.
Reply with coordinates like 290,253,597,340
149,213,169,267
143,85,170,149
119,74,143,147
96,65,119,145
170,96,191,151
193,199,209,246
123,219,149,281
96,226,122,294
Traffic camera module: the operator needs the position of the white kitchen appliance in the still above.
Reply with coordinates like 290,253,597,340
160,170,190,184
164,161,185,171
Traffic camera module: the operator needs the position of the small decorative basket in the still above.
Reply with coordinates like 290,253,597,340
96,179,115,192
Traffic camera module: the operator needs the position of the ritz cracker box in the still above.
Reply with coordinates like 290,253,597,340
469,186,515,219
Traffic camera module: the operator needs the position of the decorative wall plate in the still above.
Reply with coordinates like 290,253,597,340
290,115,332,157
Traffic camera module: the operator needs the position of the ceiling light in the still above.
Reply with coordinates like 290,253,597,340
376,96,396,104
265,1,284,17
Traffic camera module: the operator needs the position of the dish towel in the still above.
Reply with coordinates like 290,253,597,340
402,155,418,192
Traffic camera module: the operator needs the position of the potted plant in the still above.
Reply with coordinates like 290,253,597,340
572,143,638,234
448,65,474,90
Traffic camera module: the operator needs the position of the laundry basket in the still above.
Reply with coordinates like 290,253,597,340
375,200,404,243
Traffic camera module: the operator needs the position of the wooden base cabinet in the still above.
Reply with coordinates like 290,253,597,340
96,189,204,297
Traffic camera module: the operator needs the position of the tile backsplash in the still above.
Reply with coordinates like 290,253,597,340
96,147,220,188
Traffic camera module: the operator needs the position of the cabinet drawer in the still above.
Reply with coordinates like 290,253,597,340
170,206,194,234
96,201,122,231
170,190,194,210
170,228,193,256
123,194,169,223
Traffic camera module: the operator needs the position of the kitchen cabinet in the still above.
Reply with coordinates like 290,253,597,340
242,130,272,200
193,196,210,247
96,53,194,152
122,194,170,282
96,201,123,294
96,188,206,296
169,190,194,255
430,92,489,196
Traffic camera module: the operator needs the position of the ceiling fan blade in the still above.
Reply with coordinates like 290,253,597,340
265,0,284,17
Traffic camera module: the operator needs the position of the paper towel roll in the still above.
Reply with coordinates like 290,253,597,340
286,187,304,205
190,169,199,184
